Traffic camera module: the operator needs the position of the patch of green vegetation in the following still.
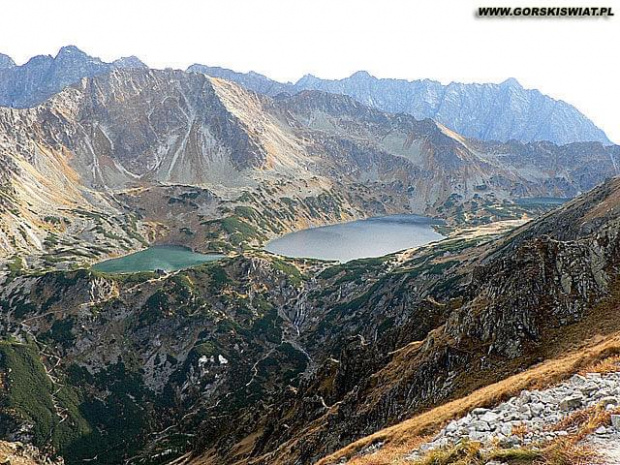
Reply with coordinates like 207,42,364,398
272,258,304,286
193,341,218,358
44,233,60,248
43,215,62,225
235,192,254,203
427,259,459,275
93,269,157,284
0,342,91,452
205,263,231,290
203,215,266,248
318,256,387,284
170,274,194,302
63,361,155,464
139,289,169,325
41,318,75,346
92,226,125,242
5,255,24,278
180,227,194,236
251,306,283,344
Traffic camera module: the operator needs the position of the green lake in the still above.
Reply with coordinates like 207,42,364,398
92,245,223,274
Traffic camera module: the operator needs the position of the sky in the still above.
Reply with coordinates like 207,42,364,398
1,0,618,142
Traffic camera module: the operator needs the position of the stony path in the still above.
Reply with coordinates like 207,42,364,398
407,372,620,463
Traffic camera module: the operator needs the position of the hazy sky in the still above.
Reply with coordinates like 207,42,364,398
1,0,618,142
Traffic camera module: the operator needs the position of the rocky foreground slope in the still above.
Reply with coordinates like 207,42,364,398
408,372,620,461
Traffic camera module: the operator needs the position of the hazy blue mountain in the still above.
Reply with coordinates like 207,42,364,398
0,53,15,69
112,55,148,69
0,45,146,107
293,71,610,145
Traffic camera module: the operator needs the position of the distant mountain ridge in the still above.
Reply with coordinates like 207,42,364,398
0,45,146,107
189,65,611,145
0,46,611,145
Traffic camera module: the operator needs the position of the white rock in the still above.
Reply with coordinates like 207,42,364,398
445,420,458,433
500,424,513,436
481,412,500,423
599,396,619,407
595,426,608,435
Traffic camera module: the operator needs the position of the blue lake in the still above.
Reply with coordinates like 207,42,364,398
265,214,444,262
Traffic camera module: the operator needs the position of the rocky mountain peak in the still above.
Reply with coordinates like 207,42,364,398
294,73,321,86
500,77,522,88
0,53,15,69
55,44,91,59
112,55,148,69
349,70,374,80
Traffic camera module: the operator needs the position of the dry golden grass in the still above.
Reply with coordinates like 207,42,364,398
538,441,600,465
550,403,620,441
580,355,620,375
345,385,620,465
339,436,430,465
405,437,602,465
402,439,600,465
316,279,620,465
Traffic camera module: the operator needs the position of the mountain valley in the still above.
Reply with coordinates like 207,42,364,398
1,47,620,465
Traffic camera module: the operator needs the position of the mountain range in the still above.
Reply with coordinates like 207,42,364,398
0,46,611,145
0,46,146,108
1,46,620,465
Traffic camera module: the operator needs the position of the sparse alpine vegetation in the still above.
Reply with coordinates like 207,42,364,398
2,46,620,465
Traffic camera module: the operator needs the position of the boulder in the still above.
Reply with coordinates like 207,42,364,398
560,394,583,411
